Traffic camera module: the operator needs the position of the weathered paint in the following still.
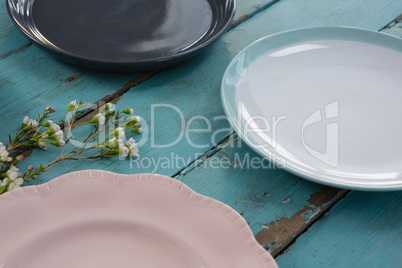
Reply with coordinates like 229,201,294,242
0,0,277,139
0,1,402,267
14,0,401,181
276,191,402,267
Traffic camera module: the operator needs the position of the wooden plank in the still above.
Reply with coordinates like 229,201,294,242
4,0,401,181
254,16,402,257
1,3,402,261
275,191,402,267
382,15,402,37
173,135,349,257
0,0,275,59
272,17,402,264
0,0,276,139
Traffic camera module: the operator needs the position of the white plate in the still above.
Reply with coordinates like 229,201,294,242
0,170,277,268
221,27,402,191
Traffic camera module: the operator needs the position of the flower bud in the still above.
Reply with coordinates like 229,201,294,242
122,108,134,115
106,140,119,149
28,165,34,170
22,116,29,128
16,155,25,162
101,103,112,111
46,127,56,135
105,109,115,117
42,120,51,127
50,141,62,147
126,116,140,124
131,127,143,134
45,106,51,111
67,104,75,112
89,117,99,124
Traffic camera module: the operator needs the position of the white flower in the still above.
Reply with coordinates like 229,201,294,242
107,137,123,149
51,123,61,131
23,116,29,125
96,113,105,126
55,130,64,141
38,134,50,150
130,146,139,157
126,138,139,157
120,146,129,158
39,142,50,150
0,166,23,191
8,180,23,190
31,120,39,128
0,143,11,162
23,116,38,129
115,127,126,140
7,165,20,180
126,138,136,146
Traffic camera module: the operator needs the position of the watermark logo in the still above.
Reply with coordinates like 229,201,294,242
65,100,340,170
302,101,339,167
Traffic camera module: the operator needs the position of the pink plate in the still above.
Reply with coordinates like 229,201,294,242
0,170,277,268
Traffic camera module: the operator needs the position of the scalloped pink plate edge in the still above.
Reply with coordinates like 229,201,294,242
0,170,277,268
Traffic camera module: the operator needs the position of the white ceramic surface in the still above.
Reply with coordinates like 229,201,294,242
222,27,402,191
0,170,277,268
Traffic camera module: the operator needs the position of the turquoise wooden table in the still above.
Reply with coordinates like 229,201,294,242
1,0,402,267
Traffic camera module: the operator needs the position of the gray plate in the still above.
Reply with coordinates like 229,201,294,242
7,0,236,72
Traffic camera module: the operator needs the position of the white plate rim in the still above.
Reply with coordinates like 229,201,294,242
221,26,402,191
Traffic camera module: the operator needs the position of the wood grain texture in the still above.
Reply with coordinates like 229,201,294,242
382,15,402,37
2,0,400,212
275,191,402,267
272,17,402,266
173,134,349,256
0,0,276,141
22,0,402,181
254,15,402,258
0,2,401,266
0,0,275,59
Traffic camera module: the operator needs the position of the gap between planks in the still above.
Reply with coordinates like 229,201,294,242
172,132,350,257
169,13,402,257
9,5,401,259
9,1,282,164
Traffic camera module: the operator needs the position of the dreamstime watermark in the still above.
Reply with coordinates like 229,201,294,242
67,100,340,169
